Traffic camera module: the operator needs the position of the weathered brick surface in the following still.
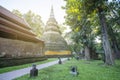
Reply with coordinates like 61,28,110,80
0,37,44,58
0,37,46,67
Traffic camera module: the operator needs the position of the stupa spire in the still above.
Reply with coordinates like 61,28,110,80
50,5,54,18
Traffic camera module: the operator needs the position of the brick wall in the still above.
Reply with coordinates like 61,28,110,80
0,37,44,58
0,37,46,67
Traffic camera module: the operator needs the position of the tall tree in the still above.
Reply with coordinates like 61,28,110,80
77,0,115,65
24,10,44,38
63,0,119,65
106,0,120,59
12,10,44,38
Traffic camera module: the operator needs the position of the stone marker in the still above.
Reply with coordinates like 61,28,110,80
58,57,62,64
30,64,38,77
70,66,79,76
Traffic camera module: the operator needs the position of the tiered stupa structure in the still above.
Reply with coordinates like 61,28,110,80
41,6,68,53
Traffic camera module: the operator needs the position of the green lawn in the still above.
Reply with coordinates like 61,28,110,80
0,58,57,74
14,59,120,80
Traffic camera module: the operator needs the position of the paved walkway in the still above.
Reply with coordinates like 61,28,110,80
0,58,67,80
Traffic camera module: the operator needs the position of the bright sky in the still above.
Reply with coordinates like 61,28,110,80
0,0,66,24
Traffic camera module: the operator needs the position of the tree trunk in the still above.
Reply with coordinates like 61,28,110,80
108,25,120,59
98,8,115,65
84,46,90,60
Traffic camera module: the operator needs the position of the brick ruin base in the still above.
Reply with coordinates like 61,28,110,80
0,38,46,68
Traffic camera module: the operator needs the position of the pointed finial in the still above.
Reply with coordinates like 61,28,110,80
50,5,54,18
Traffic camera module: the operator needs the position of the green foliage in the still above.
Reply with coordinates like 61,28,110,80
63,0,120,62
63,0,100,54
12,9,22,17
58,24,67,34
24,10,44,38
106,0,120,50
12,10,44,38
14,59,120,80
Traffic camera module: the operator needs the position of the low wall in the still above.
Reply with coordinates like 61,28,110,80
0,56,47,68
46,55,72,58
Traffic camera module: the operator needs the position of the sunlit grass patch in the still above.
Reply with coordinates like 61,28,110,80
14,59,120,80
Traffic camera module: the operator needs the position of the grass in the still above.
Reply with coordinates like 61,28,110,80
0,58,57,74
14,59,120,80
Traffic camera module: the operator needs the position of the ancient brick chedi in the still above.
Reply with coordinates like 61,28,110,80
41,6,68,52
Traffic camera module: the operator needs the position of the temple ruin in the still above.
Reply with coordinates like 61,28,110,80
0,6,46,67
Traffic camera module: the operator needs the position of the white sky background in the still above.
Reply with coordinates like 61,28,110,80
0,0,66,24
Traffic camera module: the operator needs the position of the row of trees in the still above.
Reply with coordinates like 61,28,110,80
63,0,120,65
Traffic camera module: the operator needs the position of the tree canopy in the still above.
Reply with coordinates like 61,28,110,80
12,10,44,38
63,0,120,65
